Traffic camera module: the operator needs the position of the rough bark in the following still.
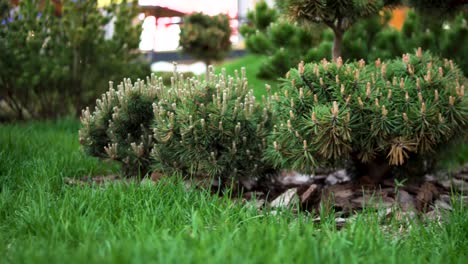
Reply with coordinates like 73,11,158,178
332,29,343,61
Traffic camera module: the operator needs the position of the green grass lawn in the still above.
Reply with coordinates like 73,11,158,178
1,119,467,263
153,55,278,101
216,55,280,99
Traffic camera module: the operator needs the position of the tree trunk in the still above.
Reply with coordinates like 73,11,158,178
332,30,343,61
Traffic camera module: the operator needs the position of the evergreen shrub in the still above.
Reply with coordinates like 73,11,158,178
265,50,467,180
240,1,323,79
80,67,277,186
0,0,149,120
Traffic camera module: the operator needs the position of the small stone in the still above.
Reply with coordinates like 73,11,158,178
455,173,468,181
64,177,86,186
240,178,257,190
439,180,452,190
425,174,436,182
279,171,314,186
439,194,451,203
397,190,415,211
325,175,338,185
331,169,351,182
335,217,347,228
434,199,452,211
439,179,468,193
452,179,468,192
335,217,347,223
324,169,350,185
271,188,298,208
460,163,468,174
321,183,355,211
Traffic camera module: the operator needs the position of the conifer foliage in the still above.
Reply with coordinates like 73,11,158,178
265,50,467,180
0,0,149,120
282,0,399,60
80,67,276,185
151,66,275,185
80,78,159,176
240,1,322,79
179,12,232,74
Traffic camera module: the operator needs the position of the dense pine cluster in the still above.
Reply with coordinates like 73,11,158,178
80,50,466,183
265,50,467,179
79,66,276,186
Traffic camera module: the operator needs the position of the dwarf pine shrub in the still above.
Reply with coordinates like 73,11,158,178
151,66,276,186
80,66,276,185
79,77,162,176
265,49,467,180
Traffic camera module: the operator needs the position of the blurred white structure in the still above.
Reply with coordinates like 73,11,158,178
151,61,206,75
137,0,275,52
135,0,275,72
101,0,276,50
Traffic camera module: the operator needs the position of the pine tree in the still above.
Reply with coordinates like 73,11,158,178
282,0,400,61
179,12,232,76
302,9,466,76
305,11,403,62
240,0,278,36
282,0,467,61
265,49,467,182
240,1,323,79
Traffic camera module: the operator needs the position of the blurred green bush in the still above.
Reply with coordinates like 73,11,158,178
179,12,231,76
240,1,323,80
0,0,150,120
241,1,467,79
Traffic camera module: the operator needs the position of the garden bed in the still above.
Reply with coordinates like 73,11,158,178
65,163,468,225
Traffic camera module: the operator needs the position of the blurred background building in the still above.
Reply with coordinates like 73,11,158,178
134,0,268,52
